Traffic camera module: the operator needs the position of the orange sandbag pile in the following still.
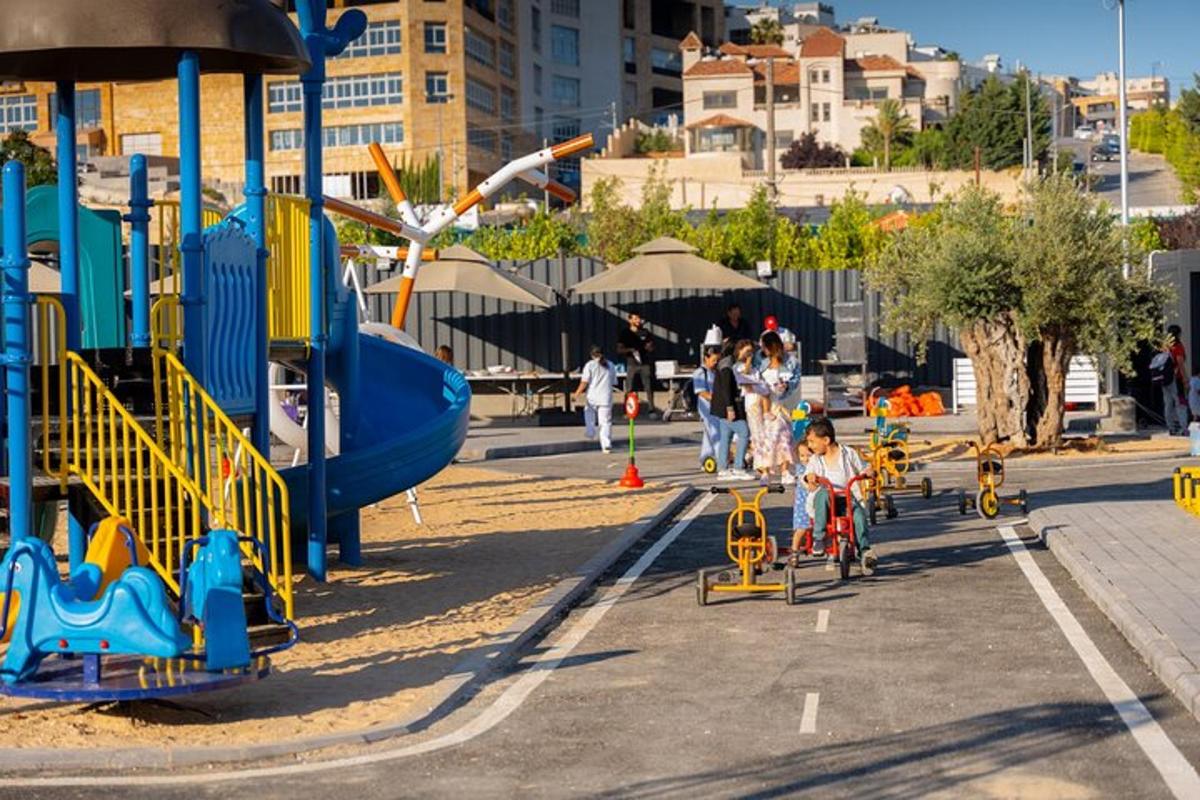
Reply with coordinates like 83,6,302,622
876,385,945,417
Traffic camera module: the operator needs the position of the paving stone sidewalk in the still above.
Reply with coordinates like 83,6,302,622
1030,495,1200,722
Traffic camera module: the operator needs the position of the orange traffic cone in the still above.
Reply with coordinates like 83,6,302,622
619,460,644,488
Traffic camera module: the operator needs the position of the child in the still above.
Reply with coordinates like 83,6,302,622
692,345,722,472
789,438,813,565
803,416,877,575
573,345,616,453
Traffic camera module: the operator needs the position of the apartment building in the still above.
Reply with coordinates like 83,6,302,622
517,0,724,191
680,25,938,167
2,0,521,201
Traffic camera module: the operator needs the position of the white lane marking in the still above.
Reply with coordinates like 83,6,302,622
815,609,830,633
997,525,1200,800
0,494,717,789
799,692,820,734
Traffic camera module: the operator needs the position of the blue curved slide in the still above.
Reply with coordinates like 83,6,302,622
279,223,471,565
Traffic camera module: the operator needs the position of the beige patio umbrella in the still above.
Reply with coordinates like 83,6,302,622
364,244,551,308
569,236,767,295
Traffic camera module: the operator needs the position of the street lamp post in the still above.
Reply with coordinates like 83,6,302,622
1117,0,1130,276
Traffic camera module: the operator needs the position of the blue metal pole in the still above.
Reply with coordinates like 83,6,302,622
301,39,328,582
178,52,205,386
126,154,152,348
3,162,31,542
55,82,80,352
244,74,271,460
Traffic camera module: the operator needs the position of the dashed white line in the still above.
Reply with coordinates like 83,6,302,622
815,609,830,633
799,692,820,734
0,494,718,789
997,524,1200,800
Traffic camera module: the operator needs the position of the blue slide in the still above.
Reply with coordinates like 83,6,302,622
278,221,471,560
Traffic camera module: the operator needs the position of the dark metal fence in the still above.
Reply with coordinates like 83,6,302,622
349,256,963,386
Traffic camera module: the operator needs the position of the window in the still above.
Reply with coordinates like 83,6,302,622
821,69,830,83
810,103,820,123
269,129,304,151
531,7,542,52
424,22,447,53
323,122,404,148
650,47,681,76
552,118,580,180
334,19,402,59
499,39,516,78
467,126,496,152
120,131,162,156
533,64,543,96
465,27,495,66
551,75,580,107
500,132,513,160
500,86,516,120
49,89,101,130
623,37,636,72
550,0,579,17
0,94,38,134
284,73,401,110
775,130,794,148
703,91,736,110
425,72,450,101
268,81,303,113
497,0,514,31
624,81,638,113
551,25,579,66
466,77,496,113
551,117,579,140
822,102,831,122
271,175,302,195
622,0,635,29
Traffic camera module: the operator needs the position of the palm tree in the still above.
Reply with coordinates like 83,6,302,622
749,18,784,46
860,99,915,171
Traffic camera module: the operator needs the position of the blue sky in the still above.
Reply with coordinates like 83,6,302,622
802,0,1198,97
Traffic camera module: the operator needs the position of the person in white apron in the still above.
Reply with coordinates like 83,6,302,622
692,345,722,472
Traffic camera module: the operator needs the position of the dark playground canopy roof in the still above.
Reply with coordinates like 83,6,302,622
0,0,310,81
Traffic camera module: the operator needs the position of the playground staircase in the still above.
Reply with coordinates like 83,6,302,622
25,297,294,648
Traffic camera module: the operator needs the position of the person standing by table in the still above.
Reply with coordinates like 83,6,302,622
692,345,722,472
617,313,655,413
573,345,617,453
716,302,751,344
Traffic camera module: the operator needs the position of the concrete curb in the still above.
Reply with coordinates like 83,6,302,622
1029,507,1200,724
458,434,699,462
0,486,698,773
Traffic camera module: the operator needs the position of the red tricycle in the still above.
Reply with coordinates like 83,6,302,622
800,473,874,581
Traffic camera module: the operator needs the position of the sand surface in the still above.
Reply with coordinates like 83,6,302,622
0,466,671,750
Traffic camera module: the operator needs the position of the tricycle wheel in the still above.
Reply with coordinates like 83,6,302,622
921,477,933,500
766,535,779,569
867,492,878,526
977,488,1000,520
838,537,851,581
696,569,708,607
702,456,717,474
785,566,796,605
1019,488,1029,514
885,494,898,520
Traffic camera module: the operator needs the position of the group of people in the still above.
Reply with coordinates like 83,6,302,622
1155,324,1200,435
694,304,801,483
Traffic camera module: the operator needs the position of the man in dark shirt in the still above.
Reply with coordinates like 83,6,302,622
617,313,655,411
716,303,751,344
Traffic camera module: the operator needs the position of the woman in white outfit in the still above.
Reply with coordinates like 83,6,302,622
574,344,616,453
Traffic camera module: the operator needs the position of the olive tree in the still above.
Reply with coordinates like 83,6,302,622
867,177,1168,448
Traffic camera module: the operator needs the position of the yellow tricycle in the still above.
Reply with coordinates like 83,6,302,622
958,441,1028,519
697,485,795,606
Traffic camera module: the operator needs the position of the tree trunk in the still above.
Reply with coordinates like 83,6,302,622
884,136,891,171
1033,330,1073,448
959,314,1031,446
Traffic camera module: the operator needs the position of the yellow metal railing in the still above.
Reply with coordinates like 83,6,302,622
150,200,225,298
153,349,293,618
265,194,311,344
34,296,68,491
62,351,205,595
150,295,183,355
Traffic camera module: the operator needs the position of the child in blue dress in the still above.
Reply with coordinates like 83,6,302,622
788,404,813,564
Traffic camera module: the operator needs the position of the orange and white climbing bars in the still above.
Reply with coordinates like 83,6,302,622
326,134,593,328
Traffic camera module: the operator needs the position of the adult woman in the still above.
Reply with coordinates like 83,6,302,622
750,331,796,482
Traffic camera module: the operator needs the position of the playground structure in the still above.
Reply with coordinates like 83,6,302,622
0,0,591,700
860,397,933,524
958,441,1028,520
698,485,795,606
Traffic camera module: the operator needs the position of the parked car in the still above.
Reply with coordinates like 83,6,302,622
1075,125,1096,141
1091,142,1119,162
